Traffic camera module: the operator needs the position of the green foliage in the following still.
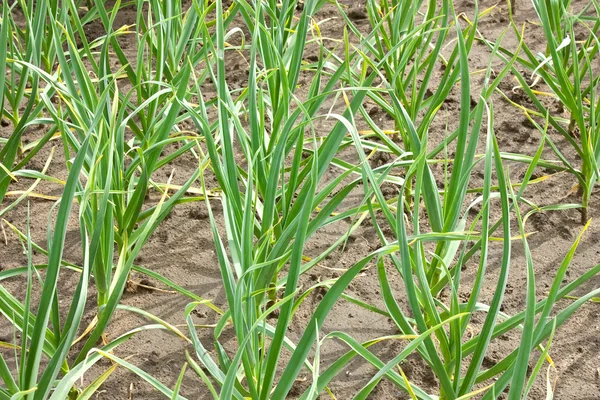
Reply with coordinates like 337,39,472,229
0,0,598,399
501,0,600,222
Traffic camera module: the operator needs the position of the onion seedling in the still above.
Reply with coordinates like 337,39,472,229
503,0,600,223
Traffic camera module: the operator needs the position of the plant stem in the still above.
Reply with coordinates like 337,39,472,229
578,165,590,225
568,113,577,137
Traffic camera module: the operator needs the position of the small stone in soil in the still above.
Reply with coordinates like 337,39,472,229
368,107,379,117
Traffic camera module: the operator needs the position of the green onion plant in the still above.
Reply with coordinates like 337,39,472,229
503,0,600,223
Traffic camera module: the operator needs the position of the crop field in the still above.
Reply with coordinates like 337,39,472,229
1,0,600,398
